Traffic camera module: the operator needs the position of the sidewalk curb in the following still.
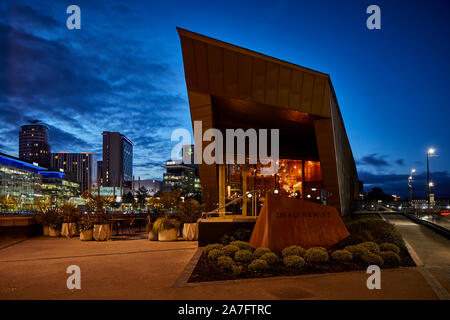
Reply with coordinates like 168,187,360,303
173,247,203,288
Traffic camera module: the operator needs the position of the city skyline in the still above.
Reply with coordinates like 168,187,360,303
0,0,449,198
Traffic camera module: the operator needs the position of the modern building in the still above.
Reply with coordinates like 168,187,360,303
19,120,51,168
0,152,79,211
102,131,133,188
51,152,97,193
162,145,201,197
177,28,359,216
97,160,103,186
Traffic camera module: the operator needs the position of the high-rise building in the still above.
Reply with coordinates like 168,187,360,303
97,160,103,186
102,131,133,188
162,145,201,197
19,120,51,168
51,152,97,193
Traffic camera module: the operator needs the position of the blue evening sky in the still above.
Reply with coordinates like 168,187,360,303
0,0,449,198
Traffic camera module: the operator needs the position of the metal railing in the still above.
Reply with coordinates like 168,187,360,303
201,190,260,219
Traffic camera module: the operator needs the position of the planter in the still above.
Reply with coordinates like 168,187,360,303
80,229,93,241
61,222,77,238
148,231,157,241
43,225,49,236
182,223,198,241
93,224,111,241
48,227,61,237
158,228,177,241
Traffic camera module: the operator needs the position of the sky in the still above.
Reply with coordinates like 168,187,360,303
0,0,449,199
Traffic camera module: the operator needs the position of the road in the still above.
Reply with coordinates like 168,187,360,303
381,213,450,299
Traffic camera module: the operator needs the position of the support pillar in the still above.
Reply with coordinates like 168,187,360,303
218,164,226,216
242,166,248,216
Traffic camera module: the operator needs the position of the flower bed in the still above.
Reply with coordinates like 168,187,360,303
188,216,415,283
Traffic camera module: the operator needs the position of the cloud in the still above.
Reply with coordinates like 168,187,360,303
395,159,404,166
0,2,189,180
358,153,388,167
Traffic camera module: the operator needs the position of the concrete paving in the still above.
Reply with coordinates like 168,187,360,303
381,213,450,299
0,232,443,300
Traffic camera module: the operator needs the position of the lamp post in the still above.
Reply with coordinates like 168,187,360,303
427,148,435,208
408,169,415,204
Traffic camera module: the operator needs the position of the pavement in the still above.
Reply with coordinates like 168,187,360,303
381,213,450,299
0,217,448,300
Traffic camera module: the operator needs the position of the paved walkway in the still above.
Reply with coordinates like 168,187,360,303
381,213,450,299
0,232,444,300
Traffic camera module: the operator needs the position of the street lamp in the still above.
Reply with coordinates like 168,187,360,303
408,169,416,204
427,148,435,208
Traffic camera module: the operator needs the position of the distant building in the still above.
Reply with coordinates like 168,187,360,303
132,178,162,196
102,131,133,188
19,120,51,168
51,152,97,193
97,160,103,186
0,152,79,211
162,145,201,197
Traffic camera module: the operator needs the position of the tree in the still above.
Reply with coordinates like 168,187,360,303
178,198,204,223
136,187,148,210
367,187,388,202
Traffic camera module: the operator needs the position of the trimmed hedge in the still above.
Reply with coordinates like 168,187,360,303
234,250,254,263
217,256,236,271
361,252,384,266
207,249,223,260
204,243,223,255
221,244,239,257
344,245,369,260
254,247,272,258
249,259,269,271
260,252,279,265
331,249,353,262
304,247,329,263
358,241,380,254
379,243,400,254
283,255,305,269
230,241,253,251
380,251,401,265
281,245,306,257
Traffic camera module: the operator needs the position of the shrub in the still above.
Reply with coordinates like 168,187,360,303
260,252,279,265
232,265,243,276
207,249,223,260
248,259,269,272
281,245,305,257
344,245,369,260
219,234,235,245
221,244,239,257
342,218,405,249
379,243,400,254
331,250,353,262
283,255,305,269
254,247,272,258
304,247,329,263
361,253,384,266
204,243,223,255
232,228,252,242
380,251,401,265
234,250,254,263
230,241,253,251
358,242,380,254
217,256,236,271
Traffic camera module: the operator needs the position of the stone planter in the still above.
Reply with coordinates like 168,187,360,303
182,223,198,241
80,229,93,241
148,231,157,241
93,224,111,241
43,225,49,236
158,228,177,241
49,227,61,237
61,222,77,238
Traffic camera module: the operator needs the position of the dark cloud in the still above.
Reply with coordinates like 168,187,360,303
358,153,389,167
395,159,404,166
0,2,189,180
